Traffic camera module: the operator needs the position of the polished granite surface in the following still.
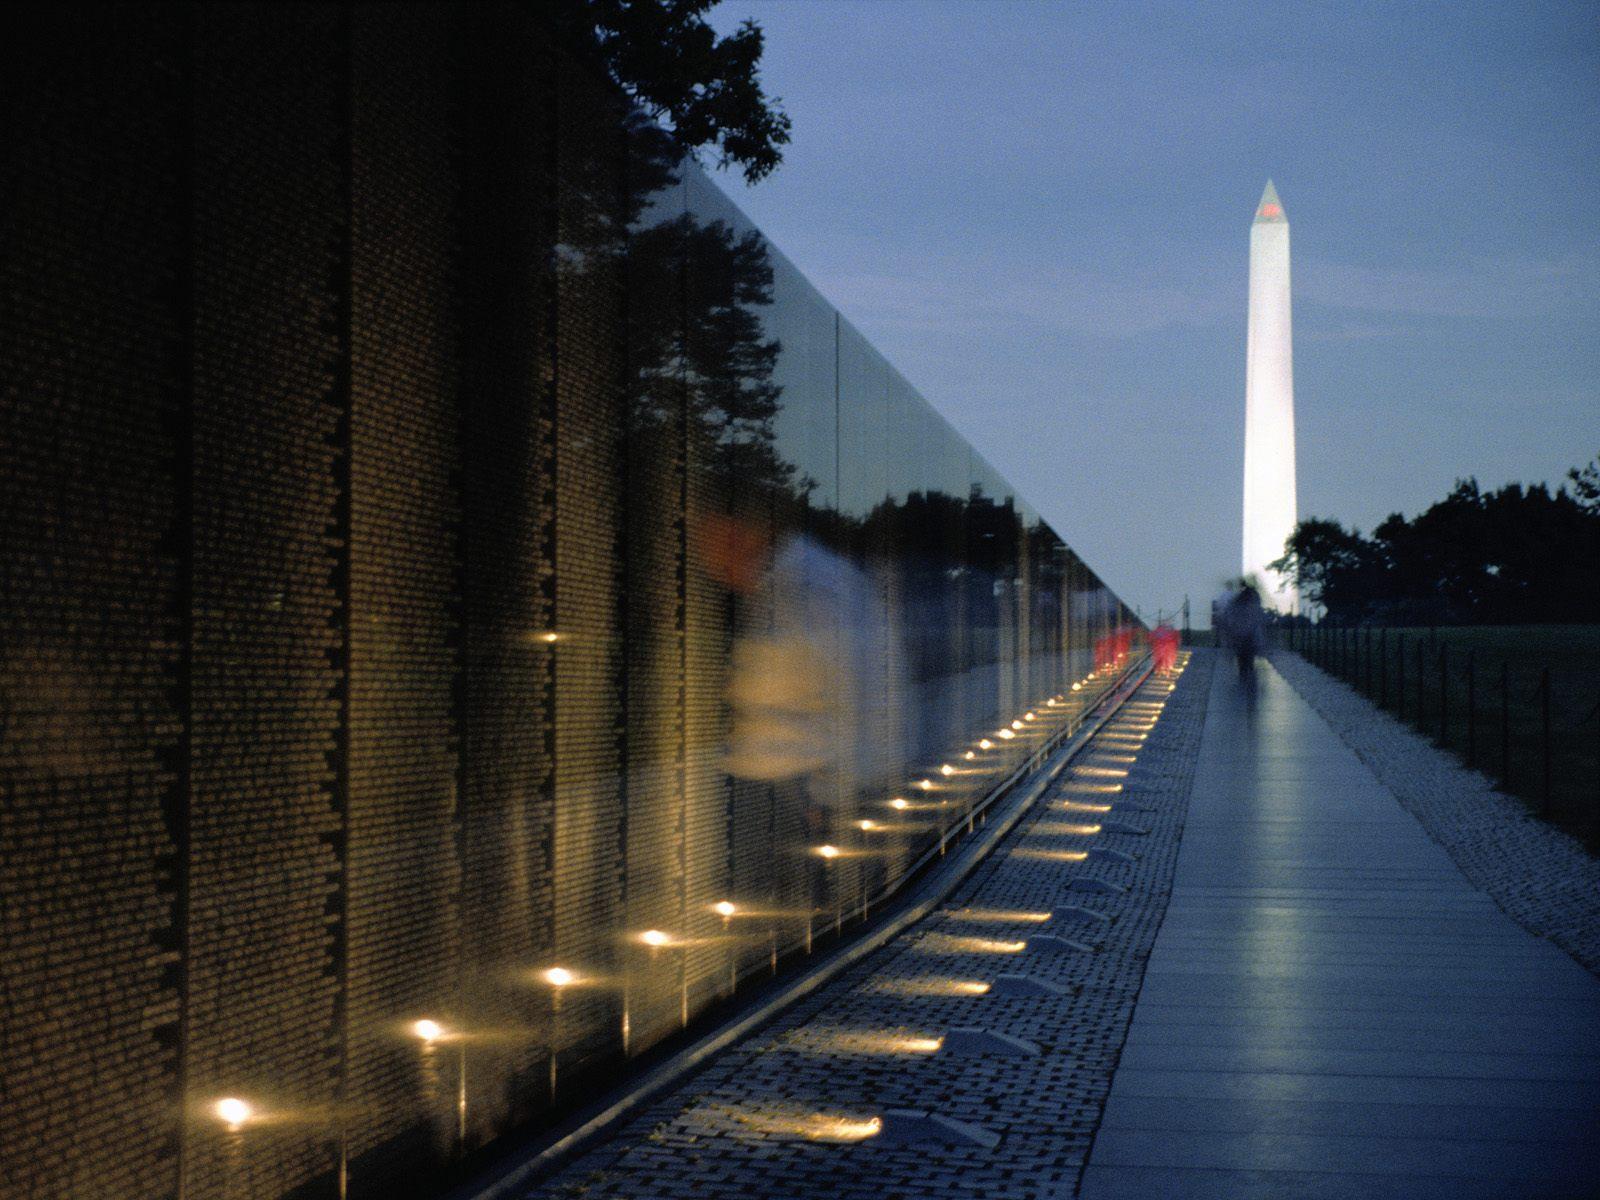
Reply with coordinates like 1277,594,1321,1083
1079,656,1600,1200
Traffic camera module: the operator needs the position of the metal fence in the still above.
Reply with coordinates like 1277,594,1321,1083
1285,624,1600,847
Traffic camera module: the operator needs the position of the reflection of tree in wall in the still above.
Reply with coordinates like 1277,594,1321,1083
633,210,791,500
580,118,797,516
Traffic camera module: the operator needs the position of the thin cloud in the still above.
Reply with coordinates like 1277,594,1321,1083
1300,322,1407,343
1297,254,1600,320
824,260,1237,341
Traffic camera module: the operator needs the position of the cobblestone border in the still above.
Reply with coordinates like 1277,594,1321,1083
1272,649,1600,977
529,651,1215,1200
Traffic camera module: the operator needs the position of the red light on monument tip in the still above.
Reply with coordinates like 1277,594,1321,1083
1260,203,1282,217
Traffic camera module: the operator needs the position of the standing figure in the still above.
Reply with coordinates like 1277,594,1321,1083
1217,584,1266,680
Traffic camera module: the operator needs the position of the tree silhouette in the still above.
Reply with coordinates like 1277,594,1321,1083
1273,466,1600,624
545,0,791,183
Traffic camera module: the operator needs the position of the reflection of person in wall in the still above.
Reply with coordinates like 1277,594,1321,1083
703,512,884,790
701,511,889,915
1151,622,1179,673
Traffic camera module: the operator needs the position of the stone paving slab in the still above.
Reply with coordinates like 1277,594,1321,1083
1098,1093,1600,1143
1077,1164,1593,1200
1103,1067,1600,1110
1088,1126,1600,1179
1270,650,1600,975
1079,657,1600,1200
528,654,1212,1200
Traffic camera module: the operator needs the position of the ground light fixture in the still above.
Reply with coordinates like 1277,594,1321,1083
213,1097,254,1130
874,978,992,997
922,934,1026,954
797,1113,883,1142
946,908,1052,923
1013,848,1089,863
541,969,577,1097
811,1031,947,1056
410,1018,446,1044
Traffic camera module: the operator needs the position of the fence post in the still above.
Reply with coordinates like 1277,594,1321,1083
1501,661,1510,789
1541,667,1552,819
1397,632,1405,720
1379,628,1388,708
1438,643,1448,746
1416,639,1426,731
1466,649,1476,769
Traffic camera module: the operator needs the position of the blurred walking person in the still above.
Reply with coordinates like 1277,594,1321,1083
1217,583,1266,681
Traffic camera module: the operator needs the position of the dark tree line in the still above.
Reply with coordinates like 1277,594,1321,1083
1271,457,1600,625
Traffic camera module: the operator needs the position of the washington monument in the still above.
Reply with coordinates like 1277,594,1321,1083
1242,179,1298,611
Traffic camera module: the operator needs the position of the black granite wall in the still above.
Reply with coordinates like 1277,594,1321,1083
0,6,1139,1198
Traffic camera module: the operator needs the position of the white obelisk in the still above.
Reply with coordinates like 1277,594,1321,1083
1242,180,1298,612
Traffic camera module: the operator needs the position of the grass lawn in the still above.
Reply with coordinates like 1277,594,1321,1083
1292,625,1600,852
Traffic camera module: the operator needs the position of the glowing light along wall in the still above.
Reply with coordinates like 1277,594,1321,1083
0,8,1140,1200
1242,179,1299,611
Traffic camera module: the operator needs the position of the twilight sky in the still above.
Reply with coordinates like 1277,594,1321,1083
707,0,1599,623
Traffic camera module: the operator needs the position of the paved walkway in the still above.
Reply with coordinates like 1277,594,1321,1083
532,659,1211,1199
1080,657,1600,1199
518,651,1599,1199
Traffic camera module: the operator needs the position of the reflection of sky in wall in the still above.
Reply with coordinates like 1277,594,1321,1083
710,0,1600,621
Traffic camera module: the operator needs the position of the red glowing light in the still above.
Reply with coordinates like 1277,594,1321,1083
1260,203,1282,217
